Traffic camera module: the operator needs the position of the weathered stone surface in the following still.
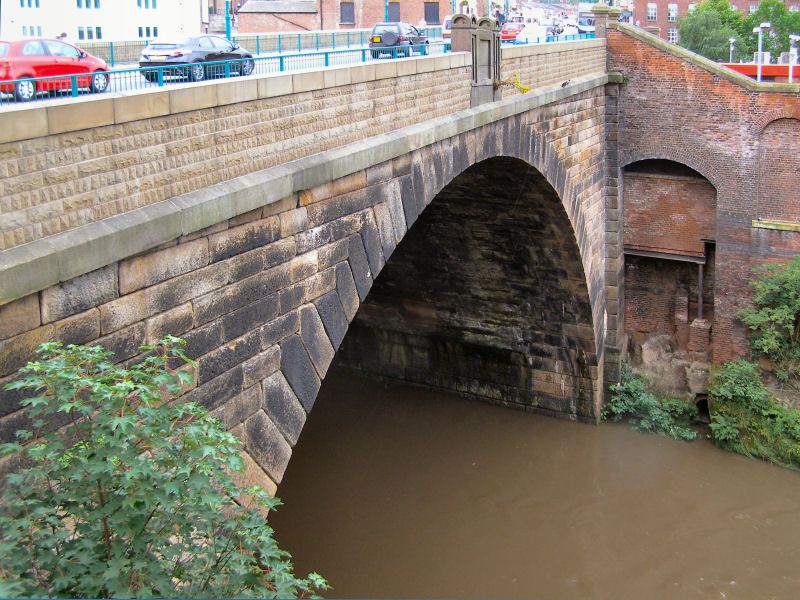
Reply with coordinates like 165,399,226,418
231,448,277,498
220,295,280,343
279,334,321,412
279,207,308,237
119,239,209,295
144,303,194,344
96,322,146,363
318,238,350,270
262,371,307,446
260,312,299,348
0,294,40,340
299,304,335,378
347,234,373,301
242,410,292,483
242,346,281,388
181,365,244,411
313,291,349,350
193,266,288,326
198,329,262,384
99,262,227,334
334,262,360,322
360,212,386,276
41,265,118,324
208,217,280,263
211,384,261,430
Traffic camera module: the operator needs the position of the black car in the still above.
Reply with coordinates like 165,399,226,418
369,22,429,58
138,35,254,82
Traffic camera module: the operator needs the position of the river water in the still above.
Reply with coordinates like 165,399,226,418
269,366,800,599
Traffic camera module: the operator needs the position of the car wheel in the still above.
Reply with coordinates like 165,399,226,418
188,62,205,82
143,71,158,83
90,71,110,93
240,59,255,76
13,79,36,102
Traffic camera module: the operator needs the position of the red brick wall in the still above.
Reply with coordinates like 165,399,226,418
624,173,716,257
609,26,800,363
239,0,447,33
758,118,800,223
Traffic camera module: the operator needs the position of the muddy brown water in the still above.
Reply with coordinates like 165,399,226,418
269,366,800,599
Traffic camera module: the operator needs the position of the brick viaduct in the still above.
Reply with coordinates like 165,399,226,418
0,13,798,491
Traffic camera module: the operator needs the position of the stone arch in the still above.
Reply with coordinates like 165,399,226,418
750,108,800,136
620,158,718,395
337,154,600,422
756,117,800,223
620,147,724,195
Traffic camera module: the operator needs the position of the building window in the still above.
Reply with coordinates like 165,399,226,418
730,3,738,10
790,5,798,11
667,4,677,20
749,4,757,13
77,0,82,6
138,26,143,37
22,25,27,35
388,2,400,21
78,25,85,39
96,26,102,38
424,2,440,24
646,3,657,20
688,3,697,10
668,27,678,42
138,0,141,6
95,0,100,6
87,27,94,39
153,26,158,36
340,1,354,23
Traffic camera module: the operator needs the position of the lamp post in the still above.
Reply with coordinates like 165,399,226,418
790,34,799,84
384,0,389,21
729,37,735,63
753,22,770,82
225,0,231,40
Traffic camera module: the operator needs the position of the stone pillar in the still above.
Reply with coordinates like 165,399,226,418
591,4,621,39
688,319,711,355
451,14,502,107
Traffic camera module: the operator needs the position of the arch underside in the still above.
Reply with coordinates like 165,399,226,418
337,156,599,421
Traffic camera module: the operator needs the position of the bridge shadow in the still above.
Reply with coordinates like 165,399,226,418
333,156,598,421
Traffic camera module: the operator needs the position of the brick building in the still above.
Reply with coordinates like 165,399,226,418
238,0,449,32
631,0,800,44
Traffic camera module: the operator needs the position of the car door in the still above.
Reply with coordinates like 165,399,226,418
43,41,87,90
17,40,50,79
211,36,235,62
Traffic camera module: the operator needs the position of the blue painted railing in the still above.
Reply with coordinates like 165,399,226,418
0,42,447,106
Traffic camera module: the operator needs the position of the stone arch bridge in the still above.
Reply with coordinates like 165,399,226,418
0,13,798,491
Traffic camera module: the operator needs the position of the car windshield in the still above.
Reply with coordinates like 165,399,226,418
372,24,400,34
0,43,8,56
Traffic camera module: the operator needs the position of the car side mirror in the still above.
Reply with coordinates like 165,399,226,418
232,43,240,50
79,50,87,58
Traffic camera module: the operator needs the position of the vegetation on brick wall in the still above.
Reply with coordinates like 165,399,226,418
706,258,800,469
708,360,800,469
0,338,326,599
603,363,698,440
678,0,800,61
737,255,800,385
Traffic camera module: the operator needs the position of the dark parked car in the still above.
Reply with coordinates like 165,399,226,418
369,23,429,58
138,35,254,82
0,38,109,101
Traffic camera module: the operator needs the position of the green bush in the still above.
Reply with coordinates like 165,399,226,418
0,338,327,598
708,360,800,469
603,363,698,441
737,255,800,383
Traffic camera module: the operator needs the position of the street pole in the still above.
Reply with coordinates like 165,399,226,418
225,0,231,40
755,22,770,83
729,37,735,63
384,0,389,21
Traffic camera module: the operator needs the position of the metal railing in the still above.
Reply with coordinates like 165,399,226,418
78,27,444,66
510,32,596,45
0,42,448,106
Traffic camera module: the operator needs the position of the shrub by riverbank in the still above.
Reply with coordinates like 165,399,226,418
708,360,800,470
602,363,698,441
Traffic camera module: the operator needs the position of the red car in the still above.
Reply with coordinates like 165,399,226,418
500,22,525,41
0,38,110,102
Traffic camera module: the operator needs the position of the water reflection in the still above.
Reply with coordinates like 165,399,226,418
269,366,800,599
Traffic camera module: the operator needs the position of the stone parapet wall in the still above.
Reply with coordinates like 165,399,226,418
0,55,471,252
500,39,607,98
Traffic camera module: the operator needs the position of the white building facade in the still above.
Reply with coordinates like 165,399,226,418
1,0,210,42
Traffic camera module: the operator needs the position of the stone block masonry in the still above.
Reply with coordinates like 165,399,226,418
0,55,472,251
0,74,614,492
